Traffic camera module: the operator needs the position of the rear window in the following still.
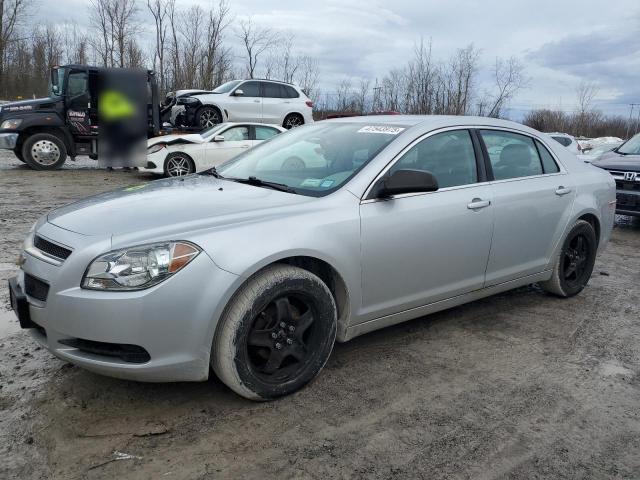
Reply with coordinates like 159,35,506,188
552,136,571,147
535,140,560,173
263,82,285,98
480,130,543,180
284,85,299,98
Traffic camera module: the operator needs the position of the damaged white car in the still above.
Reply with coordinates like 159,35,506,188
144,122,286,177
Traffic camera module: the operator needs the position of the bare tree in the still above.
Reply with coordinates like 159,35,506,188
88,0,138,68
295,55,319,100
356,78,370,113
199,0,231,88
486,56,528,118
147,0,169,92
0,0,29,91
237,18,278,78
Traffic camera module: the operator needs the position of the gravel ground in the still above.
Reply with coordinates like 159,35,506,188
1,151,639,479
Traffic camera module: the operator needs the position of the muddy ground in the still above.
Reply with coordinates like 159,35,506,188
1,151,639,479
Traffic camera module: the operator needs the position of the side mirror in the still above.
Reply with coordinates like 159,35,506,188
213,135,225,142
374,169,439,198
233,89,244,96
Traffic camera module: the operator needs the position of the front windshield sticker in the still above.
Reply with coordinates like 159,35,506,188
357,126,405,135
301,178,322,187
320,180,334,188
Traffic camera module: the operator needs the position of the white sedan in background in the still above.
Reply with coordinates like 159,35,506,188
144,123,286,177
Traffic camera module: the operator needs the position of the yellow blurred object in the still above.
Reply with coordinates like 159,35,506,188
99,89,136,121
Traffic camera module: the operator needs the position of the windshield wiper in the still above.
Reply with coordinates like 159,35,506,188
201,166,224,178
229,176,297,193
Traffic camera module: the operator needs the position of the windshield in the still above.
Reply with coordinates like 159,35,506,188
216,122,407,197
590,143,621,155
212,80,242,94
618,133,640,155
48,67,66,97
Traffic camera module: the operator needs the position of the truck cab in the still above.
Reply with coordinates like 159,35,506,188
0,65,160,170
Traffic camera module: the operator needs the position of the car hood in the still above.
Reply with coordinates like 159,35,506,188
592,151,640,172
46,175,313,236
0,97,59,115
148,133,204,146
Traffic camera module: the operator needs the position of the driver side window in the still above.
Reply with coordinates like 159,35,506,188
67,72,88,97
221,126,249,141
389,130,478,188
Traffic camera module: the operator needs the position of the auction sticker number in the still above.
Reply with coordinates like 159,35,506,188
357,126,405,135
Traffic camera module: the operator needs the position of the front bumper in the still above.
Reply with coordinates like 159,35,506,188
9,221,241,382
0,132,18,149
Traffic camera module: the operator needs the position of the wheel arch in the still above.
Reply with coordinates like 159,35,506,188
217,254,352,343
577,212,600,247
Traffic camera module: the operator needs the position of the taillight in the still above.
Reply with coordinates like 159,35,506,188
305,100,313,108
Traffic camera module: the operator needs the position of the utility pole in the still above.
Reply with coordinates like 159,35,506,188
626,104,640,139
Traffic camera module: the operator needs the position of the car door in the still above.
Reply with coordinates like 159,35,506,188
260,82,289,125
226,81,262,122
205,125,252,166
359,129,494,320
479,129,575,286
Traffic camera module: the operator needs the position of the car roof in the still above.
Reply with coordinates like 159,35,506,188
324,114,544,134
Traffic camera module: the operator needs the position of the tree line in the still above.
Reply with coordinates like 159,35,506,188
0,0,636,139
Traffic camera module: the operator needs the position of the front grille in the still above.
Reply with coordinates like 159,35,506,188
58,338,151,364
24,273,49,302
615,180,640,191
34,235,72,260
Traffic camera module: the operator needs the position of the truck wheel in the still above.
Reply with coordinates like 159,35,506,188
22,133,67,170
212,264,337,400
197,106,221,129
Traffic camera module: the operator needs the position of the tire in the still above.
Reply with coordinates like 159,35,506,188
22,133,67,170
212,264,337,401
164,152,195,177
539,220,597,297
283,113,304,129
196,106,222,129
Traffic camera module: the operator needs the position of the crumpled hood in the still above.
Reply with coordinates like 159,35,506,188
147,133,204,146
593,151,640,172
47,175,312,236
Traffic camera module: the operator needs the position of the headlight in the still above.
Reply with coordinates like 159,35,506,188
147,143,166,154
1,118,22,129
177,97,198,105
82,241,200,291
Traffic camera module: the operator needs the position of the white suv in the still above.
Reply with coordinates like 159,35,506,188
547,132,582,155
173,79,314,130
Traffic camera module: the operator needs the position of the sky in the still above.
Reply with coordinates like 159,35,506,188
40,0,640,119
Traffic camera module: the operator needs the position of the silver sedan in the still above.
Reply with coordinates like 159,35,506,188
8,116,616,400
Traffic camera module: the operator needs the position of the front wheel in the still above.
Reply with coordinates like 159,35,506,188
212,264,337,400
164,152,195,177
196,106,222,129
539,219,597,297
22,133,67,170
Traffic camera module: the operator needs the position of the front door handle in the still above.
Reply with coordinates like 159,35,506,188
253,99,260,103
555,186,572,196
467,198,491,210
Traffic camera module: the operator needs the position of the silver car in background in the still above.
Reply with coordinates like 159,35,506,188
8,116,616,400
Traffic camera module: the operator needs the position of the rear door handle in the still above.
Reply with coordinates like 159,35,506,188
555,186,572,196
467,198,491,210
253,99,260,103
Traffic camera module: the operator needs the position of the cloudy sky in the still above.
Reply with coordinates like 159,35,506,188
42,0,640,119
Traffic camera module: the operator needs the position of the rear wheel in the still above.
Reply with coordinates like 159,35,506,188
196,106,222,129
164,152,195,177
539,220,597,297
283,113,304,129
22,133,67,170
212,264,337,400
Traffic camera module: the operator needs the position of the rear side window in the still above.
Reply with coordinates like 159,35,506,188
255,126,280,140
222,126,249,141
390,130,478,188
283,85,299,98
237,81,260,97
552,136,571,147
535,140,560,173
263,82,284,98
480,130,543,180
